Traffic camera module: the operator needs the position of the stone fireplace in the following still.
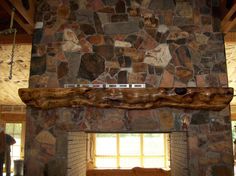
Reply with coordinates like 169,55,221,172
21,0,234,175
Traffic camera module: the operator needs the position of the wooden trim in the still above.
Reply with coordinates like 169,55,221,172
117,134,120,168
140,134,144,167
21,121,26,158
224,32,236,43
0,34,32,44
231,113,236,120
0,113,25,122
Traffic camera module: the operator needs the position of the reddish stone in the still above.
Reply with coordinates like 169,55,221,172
113,34,126,41
93,45,114,60
57,62,69,79
163,11,173,25
87,0,104,11
128,73,146,84
196,74,206,87
138,31,158,50
123,48,145,62
79,38,93,53
159,70,174,87
87,35,105,45
175,46,193,70
57,4,70,19
158,110,174,130
132,62,148,73
47,73,59,88
193,9,201,25
211,165,232,176
218,73,228,86
175,66,193,82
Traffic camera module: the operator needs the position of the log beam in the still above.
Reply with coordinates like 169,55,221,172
221,3,236,33
0,0,34,34
18,87,234,111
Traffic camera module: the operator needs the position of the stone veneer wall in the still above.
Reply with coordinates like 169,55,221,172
26,0,234,176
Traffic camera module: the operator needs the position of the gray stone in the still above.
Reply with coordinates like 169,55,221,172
30,55,46,76
102,0,119,5
149,0,175,10
104,21,140,35
64,52,81,83
191,111,210,125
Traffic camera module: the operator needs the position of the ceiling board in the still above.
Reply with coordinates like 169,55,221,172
0,44,31,105
225,42,236,105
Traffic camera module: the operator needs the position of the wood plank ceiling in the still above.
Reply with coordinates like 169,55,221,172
0,0,236,107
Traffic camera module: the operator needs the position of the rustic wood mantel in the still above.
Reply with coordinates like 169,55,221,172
18,87,234,111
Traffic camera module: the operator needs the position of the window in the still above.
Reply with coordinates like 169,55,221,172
94,133,170,169
5,123,23,167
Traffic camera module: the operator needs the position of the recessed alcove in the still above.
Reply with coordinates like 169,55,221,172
66,131,188,176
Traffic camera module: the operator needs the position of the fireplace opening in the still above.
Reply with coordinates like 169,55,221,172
67,132,189,176
93,133,170,169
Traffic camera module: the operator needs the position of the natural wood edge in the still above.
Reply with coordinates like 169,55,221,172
18,87,234,111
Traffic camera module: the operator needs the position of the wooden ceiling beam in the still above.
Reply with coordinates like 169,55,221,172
221,3,236,33
0,0,33,35
8,0,35,27
0,33,32,44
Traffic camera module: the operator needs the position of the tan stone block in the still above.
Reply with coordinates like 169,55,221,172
158,110,174,130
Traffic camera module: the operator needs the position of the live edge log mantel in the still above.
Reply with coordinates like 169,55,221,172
18,87,234,111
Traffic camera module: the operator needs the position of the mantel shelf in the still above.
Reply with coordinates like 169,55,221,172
18,87,234,111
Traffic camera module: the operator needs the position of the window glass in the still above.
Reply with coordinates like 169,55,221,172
120,157,141,168
143,157,165,168
94,133,169,169
5,124,14,134
96,157,117,168
143,134,164,156
96,134,116,155
120,134,140,156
